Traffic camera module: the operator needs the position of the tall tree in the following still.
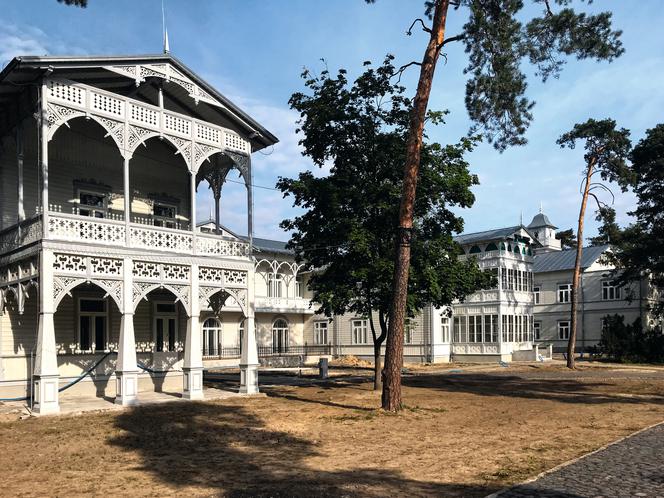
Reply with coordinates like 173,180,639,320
555,229,577,250
610,124,664,318
279,57,491,390
556,118,632,369
365,0,624,410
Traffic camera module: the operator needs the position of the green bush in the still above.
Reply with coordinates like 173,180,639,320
599,314,664,363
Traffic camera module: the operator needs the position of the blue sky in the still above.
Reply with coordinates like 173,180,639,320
2,0,662,241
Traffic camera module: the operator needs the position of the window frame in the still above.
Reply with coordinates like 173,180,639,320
77,188,108,219
601,280,622,301
267,273,283,298
77,296,109,353
153,300,179,353
557,320,570,340
440,315,450,343
313,320,329,345
152,201,178,229
533,320,541,341
533,285,541,304
202,317,222,356
271,318,290,353
557,283,572,303
351,318,369,345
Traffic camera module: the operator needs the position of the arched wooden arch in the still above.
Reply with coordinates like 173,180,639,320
53,279,123,312
132,283,191,316
47,111,125,157
200,286,248,318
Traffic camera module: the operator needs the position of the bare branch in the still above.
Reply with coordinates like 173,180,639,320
543,0,554,16
588,191,607,211
392,61,422,84
589,182,616,204
407,18,432,35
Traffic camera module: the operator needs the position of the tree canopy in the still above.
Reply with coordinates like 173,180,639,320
610,124,664,316
365,0,624,151
278,56,491,329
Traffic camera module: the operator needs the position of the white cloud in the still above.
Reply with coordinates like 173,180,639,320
0,23,87,69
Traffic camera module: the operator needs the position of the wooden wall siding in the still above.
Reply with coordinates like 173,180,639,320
45,120,191,221
0,291,38,356
0,117,40,229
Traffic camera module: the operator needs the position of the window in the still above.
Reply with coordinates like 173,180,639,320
351,319,368,344
272,318,289,353
440,316,450,343
294,277,303,298
453,315,467,343
483,315,496,342
533,286,541,304
602,280,621,301
268,273,283,298
501,268,507,290
508,314,514,342
558,283,572,303
314,321,328,345
154,302,178,352
533,321,541,341
238,319,258,351
202,318,222,356
558,321,570,340
78,190,107,218
502,315,508,342
153,202,177,229
508,269,515,290
468,315,482,343
516,271,522,292
78,298,107,352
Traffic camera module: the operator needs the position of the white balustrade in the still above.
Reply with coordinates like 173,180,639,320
42,213,249,257
0,217,43,255
47,78,251,154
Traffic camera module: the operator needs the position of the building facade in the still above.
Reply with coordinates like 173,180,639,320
0,54,281,413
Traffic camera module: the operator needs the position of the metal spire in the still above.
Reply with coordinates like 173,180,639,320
162,0,170,54
539,201,543,214
520,210,523,226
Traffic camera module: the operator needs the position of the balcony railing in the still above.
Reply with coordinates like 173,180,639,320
0,212,250,258
0,216,43,254
255,296,314,311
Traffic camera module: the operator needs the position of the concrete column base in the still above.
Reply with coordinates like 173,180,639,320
239,364,259,394
182,367,204,400
33,375,60,415
115,371,139,406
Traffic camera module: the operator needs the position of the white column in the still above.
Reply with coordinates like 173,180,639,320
123,155,131,246
40,83,49,238
190,171,197,253
115,258,138,405
33,250,59,414
240,266,259,394
183,263,203,399
16,125,25,223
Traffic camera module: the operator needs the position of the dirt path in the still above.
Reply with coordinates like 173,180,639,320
0,363,662,497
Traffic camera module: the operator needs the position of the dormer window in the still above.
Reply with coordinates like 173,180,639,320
78,190,107,218
153,202,177,229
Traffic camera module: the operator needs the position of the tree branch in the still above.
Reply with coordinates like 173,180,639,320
392,61,422,84
407,18,432,35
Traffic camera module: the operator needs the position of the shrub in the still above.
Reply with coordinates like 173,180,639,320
599,315,664,363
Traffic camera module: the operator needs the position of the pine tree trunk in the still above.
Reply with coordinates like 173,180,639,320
382,0,450,412
567,159,596,369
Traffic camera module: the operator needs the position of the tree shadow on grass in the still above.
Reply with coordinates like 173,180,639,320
109,401,497,497
402,373,664,405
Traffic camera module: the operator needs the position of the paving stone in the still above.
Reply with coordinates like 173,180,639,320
496,423,664,498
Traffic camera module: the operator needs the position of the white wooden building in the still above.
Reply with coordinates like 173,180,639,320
0,54,280,413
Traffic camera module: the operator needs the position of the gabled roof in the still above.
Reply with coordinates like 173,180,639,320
453,225,540,246
528,212,557,229
0,54,278,150
533,244,609,273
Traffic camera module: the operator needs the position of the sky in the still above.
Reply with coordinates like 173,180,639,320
2,0,663,242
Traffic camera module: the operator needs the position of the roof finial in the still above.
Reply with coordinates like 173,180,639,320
539,201,543,214
520,210,523,226
162,0,170,54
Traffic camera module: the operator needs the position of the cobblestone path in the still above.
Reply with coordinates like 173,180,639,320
496,423,664,497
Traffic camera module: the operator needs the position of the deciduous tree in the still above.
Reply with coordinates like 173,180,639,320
556,118,632,369
278,58,491,390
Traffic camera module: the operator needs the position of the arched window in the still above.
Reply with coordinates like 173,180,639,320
238,318,259,353
469,245,482,254
513,244,521,253
202,318,222,357
485,242,498,252
272,318,289,354
500,242,506,251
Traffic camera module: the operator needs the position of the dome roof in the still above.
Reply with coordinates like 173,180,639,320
528,212,557,229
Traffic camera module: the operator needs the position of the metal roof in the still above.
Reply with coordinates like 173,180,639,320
528,212,557,229
0,54,278,150
453,225,538,246
533,244,609,273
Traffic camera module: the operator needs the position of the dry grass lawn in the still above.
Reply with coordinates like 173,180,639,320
1,363,663,497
